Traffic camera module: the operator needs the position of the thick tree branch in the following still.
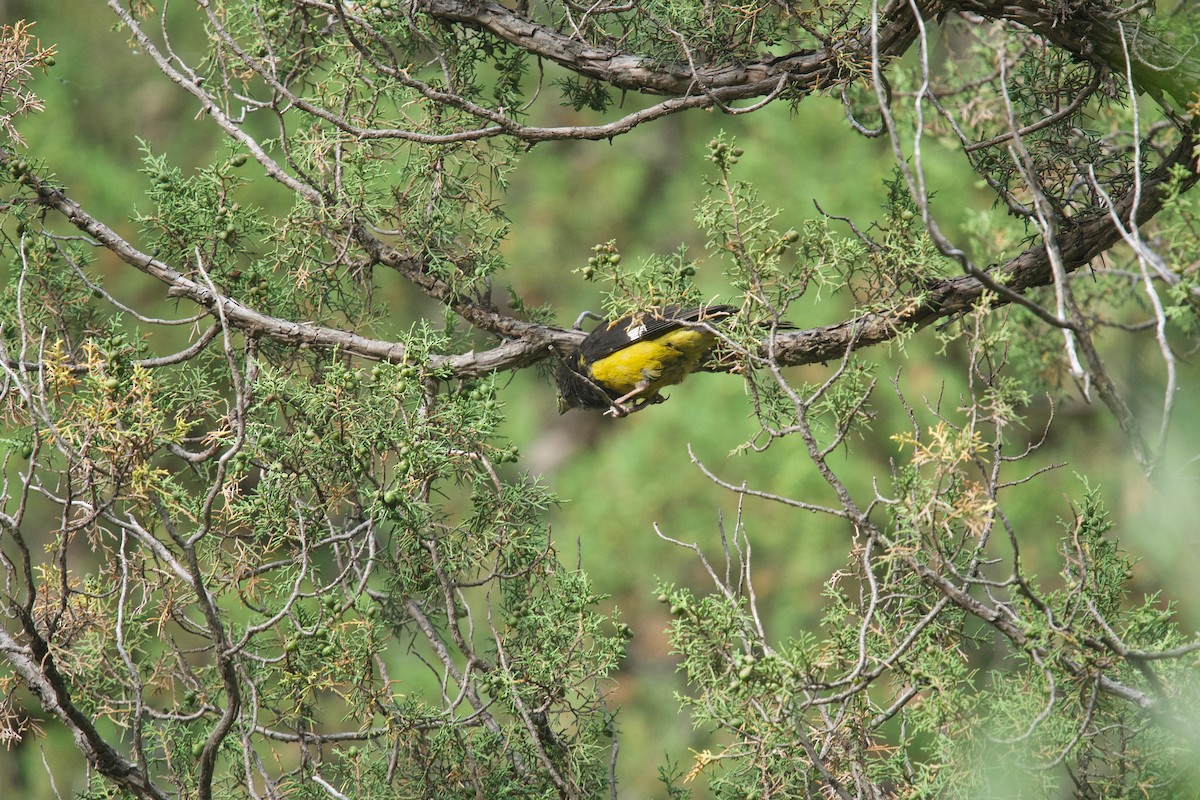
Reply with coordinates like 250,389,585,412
418,1,1198,117
772,130,1199,365
7,126,1194,381
955,0,1200,109
1,150,582,375
415,0,924,99
0,625,170,800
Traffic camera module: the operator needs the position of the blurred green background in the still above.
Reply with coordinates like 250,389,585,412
4,2,1200,796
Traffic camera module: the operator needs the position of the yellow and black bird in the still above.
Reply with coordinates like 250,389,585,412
555,304,736,416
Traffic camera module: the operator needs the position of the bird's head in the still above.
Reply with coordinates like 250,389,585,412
554,359,613,414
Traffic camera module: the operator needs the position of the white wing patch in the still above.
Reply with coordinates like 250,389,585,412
624,322,648,340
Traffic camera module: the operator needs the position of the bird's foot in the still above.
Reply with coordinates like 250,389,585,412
603,402,631,418
604,394,665,417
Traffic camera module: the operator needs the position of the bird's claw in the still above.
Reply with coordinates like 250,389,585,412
603,393,666,418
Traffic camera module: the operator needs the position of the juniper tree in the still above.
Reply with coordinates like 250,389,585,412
1,2,1199,798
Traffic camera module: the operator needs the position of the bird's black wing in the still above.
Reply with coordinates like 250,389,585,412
577,304,736,363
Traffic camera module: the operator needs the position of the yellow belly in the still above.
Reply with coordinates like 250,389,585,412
588,328,716,396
